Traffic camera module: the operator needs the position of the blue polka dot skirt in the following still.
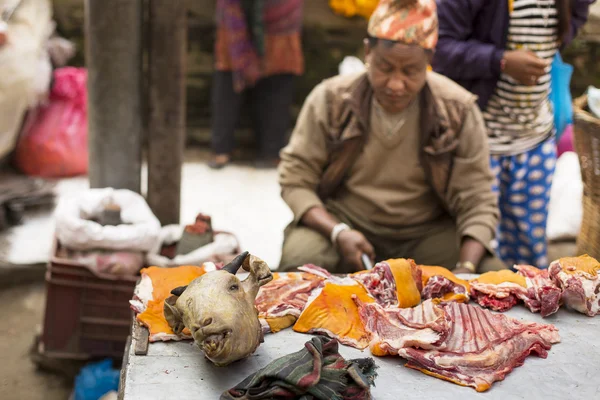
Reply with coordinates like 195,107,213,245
490,138,557,269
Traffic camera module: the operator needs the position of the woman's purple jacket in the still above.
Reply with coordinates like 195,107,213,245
432,0,595,110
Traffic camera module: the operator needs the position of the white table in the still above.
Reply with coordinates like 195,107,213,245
119,303,600,400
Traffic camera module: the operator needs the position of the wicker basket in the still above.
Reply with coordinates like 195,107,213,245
573,95,600,259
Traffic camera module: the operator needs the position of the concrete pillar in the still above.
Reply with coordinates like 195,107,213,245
85,0,143,193
146,0,187,225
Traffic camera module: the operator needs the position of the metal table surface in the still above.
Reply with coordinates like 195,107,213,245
120,307,600,400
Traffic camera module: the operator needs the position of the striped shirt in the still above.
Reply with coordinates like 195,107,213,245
483,0,559,155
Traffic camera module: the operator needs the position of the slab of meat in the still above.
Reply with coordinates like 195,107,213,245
293,281,375,349
355,298,561,392
469,270,530,312
420,266,470,302
353,258,422,308
255,271,324,332
515,265,562,317
549,255,600,317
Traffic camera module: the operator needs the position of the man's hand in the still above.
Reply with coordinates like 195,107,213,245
453,267,474,275
503,50,549,86
337,230,375,272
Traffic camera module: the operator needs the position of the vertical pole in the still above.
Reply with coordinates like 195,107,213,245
146,0,187,225
85,0,143,192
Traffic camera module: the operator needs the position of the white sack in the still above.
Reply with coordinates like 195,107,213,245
547,152,583,241
146,231,239,268
54,188,161,252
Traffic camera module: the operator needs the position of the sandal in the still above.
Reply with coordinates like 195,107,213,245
208,154,230,170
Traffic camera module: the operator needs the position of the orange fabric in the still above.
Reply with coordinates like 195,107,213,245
136,265,208,337
215,27,304,78
293,282,375,349
387,258,422,308
558,255,600,276
471,270,527,287
420,265,470,302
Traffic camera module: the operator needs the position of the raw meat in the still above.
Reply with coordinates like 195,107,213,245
299,263,357,285
515,265,562,317
353,259,422,308
293,281,375,349
549,255,600,317
469,270,529,312
355,298,561,392
255,271,324,332
420,266,470,302
298,264,333,280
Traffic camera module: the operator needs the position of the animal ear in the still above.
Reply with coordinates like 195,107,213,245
222,251,249,274
170,285,188,297
164,295,185,335
243,254,273,298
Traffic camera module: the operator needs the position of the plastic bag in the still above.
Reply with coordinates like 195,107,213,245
587,85,600,118
73,359,119,400
329,0,378,19
549,53,573,141
146,228,239,268
339,56,366,76
54,188,162,252
557,124,574,157
547,152,583,241
14,67,88,177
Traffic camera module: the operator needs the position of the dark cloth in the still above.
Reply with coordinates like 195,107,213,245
221,336,377,400
211,71,294,158
432,0,595,110
241,0,266,56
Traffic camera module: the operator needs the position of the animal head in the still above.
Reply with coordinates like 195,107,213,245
164,251,273,366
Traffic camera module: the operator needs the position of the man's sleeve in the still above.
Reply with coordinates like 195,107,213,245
445,102,499,253
432,0,504,81
278,83,330,224
563,0,596,47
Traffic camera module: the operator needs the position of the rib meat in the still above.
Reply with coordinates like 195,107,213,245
549,255,600,317
355,298,560,392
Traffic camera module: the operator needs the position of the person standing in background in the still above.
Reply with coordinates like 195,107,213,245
0,0,53,162
209,0,305,169
433,0,594,269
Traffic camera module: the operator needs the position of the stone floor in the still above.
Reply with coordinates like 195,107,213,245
0,148,578,399
0,283,72,400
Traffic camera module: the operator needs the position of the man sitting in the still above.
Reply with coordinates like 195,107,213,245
278,0,501,274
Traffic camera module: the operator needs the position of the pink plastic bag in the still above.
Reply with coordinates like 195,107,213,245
14,67,88,177
557,124,574,157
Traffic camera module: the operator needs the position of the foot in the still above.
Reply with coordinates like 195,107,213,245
208,154,230,170
254,158,280,169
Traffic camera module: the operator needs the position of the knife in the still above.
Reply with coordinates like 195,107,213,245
361,253,373,270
